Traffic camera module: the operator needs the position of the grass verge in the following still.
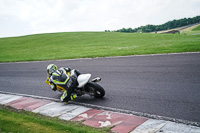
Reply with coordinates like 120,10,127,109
0,105,110,133
181,24,200,35
192,25,200,31
0,32,200,62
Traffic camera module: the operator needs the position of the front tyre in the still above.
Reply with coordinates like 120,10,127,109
85,82,105,98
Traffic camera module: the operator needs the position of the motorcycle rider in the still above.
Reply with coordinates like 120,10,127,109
46,64,80,103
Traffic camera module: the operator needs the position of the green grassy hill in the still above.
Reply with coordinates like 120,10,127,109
0,32,200,62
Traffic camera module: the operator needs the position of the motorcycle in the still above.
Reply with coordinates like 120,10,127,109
46,70,105,98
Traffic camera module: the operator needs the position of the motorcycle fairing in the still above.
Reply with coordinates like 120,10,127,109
77,74,91,88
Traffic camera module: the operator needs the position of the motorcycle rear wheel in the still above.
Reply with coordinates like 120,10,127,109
85,82,105,98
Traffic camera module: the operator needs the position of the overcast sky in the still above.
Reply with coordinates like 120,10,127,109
0,0,199,38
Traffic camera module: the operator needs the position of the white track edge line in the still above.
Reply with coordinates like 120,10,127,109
0,52,200,64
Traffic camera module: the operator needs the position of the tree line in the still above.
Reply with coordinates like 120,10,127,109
106,15,200,33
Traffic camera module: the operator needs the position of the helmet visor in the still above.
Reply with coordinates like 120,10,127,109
47,67,56,75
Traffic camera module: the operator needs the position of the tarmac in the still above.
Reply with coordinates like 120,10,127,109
0,92,200,133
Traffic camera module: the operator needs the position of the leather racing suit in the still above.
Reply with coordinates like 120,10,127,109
47,67,80,102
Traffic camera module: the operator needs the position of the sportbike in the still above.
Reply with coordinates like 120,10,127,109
46,70,105,98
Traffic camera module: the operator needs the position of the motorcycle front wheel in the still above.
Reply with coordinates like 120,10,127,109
85,82,105,98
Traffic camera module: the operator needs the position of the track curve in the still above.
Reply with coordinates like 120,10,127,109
0,53,200,123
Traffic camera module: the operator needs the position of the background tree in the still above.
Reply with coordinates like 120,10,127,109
114,15,200,33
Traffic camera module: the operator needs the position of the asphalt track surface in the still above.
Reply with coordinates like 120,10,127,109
0,53,200,123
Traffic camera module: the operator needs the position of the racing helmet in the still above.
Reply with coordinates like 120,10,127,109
47,64,57,75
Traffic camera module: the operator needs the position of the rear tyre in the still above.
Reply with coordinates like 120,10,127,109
85,82,105,98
